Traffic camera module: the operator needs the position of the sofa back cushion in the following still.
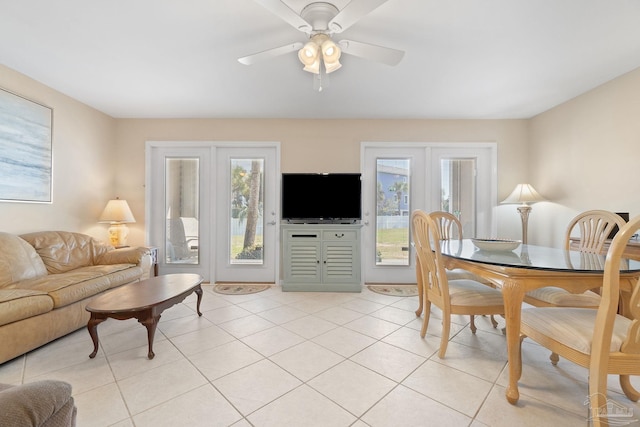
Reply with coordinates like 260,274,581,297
20,231,111,274
0,233,48,288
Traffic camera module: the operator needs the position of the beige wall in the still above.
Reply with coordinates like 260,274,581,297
115,118,529,245
528,67,640,247
3,62,638,249
0,65,116,241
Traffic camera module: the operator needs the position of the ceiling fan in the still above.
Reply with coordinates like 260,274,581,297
238,1,405,80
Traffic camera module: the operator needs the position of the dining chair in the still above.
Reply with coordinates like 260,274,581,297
412,210,505,358
524,210,627,365
415,211,499,331
519,214,640,427
524,210,627,311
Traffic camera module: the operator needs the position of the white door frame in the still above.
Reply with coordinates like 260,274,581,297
361,142,497,284
215,145,279,283
145,141,280,283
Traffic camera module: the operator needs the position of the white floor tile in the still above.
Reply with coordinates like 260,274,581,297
157,312,214,338
247,384,356,427
73,382,130,427
350,341,426,382
344,315,402,340
213,359,302,415
475,385,586,426
256,305,308,325
308,360,396,416
0,288,626,427
281,314,338,339
236,296,282,313
202,305,252,325
218,314,276,338
189,340,264,381
362,385,472,427
312,326,376,357
106,339,185,380
380,326,440,358
270,341,344,381
117,359,207,415
402,360,493,417
133,384,242,427
314,306,364,325
369,306,417,326
241,325,305,356
169,324,236,356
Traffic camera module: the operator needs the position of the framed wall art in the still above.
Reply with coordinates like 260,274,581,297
0,88,53,203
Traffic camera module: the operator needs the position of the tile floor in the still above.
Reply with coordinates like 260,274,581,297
1,284,639,426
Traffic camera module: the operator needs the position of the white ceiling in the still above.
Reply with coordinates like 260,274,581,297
2,0,640,119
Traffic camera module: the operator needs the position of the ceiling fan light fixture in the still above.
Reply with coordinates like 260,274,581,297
303,59,321,74
298,41,319,66
321,39,341,62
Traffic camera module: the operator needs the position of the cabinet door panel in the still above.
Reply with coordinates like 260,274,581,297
286,242,321,282
323,241,359,283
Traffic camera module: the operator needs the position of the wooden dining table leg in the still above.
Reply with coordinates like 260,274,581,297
502,280,525,404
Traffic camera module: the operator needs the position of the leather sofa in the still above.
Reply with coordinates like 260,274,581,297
0,231,151,364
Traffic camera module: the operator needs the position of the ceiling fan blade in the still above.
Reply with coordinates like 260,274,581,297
254,0,312,32
238,42,304,65
337,39,404,66
328,0,389,33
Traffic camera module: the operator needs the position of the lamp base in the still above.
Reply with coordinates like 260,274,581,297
107,223,129,247
516,205,532,244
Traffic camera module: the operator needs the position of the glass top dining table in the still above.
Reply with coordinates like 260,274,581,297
441,239,640,272
438,239,640,405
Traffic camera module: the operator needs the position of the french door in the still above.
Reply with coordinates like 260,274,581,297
215,146,278,283
361,143,496,284
146,142,279,283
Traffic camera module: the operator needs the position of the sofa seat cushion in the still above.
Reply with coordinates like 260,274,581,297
0,289,54,327
0,233,47,288
12,264,137,308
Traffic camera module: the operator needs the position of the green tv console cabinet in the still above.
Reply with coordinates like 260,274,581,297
281,223,362,292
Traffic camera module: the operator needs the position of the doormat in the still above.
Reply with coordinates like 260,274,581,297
367,285,418,297
213,284,270,295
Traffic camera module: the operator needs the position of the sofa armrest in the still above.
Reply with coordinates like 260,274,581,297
0,380,76,427
97,247,150,266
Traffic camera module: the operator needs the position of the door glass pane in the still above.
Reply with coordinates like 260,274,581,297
230,158,264,264
165,158,199,264
440,158,476,237
376,158,410,266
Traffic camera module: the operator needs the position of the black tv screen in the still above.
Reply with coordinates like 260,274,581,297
281,173,362,223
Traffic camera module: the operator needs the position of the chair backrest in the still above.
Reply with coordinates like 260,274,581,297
412,210,450,306
593,214,640,361
564,210,627,253
429,211,463,241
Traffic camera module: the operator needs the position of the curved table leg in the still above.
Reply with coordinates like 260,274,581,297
502,280,525,404
139,315,160,359
194,285,203,316
87,315,108,358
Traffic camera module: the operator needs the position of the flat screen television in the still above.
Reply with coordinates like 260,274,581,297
281,173,362,223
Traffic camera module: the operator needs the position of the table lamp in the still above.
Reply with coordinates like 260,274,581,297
501,183,546,244
99,198,136,247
